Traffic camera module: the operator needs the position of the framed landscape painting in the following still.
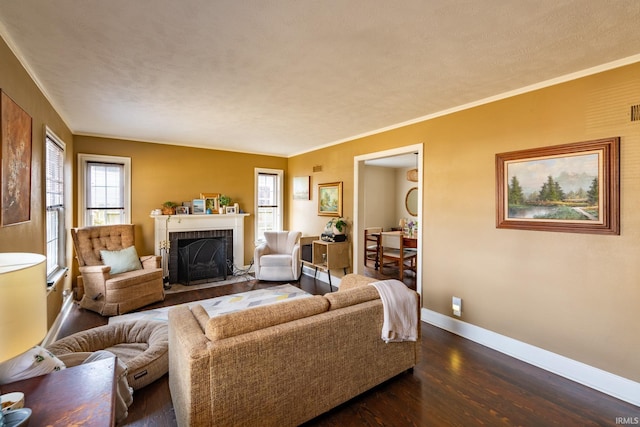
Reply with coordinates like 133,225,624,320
496,137,619,235
318,182,342,216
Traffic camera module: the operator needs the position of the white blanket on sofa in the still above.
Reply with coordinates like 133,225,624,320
371,279,418,343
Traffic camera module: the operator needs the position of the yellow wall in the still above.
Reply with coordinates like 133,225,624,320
2,26,639,383
0,36,74,327
73,136,288,263
289,62,640,382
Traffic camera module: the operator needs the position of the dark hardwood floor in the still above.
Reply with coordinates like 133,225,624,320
56,269,638,426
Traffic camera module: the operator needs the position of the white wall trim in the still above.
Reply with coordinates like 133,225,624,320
422,308,640,408
353,143,423,300
77,153,132,227
41,293,74,347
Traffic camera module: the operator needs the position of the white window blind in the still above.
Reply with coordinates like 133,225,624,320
45,134,65,277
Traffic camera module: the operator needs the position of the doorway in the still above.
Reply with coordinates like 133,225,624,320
353,144,423,297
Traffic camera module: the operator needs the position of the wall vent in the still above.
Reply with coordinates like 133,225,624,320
632,104,640,122
313,165,323,172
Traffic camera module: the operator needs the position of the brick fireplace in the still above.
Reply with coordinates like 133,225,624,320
151,213,249,283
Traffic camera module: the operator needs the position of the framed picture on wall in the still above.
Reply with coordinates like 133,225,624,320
318,182,342,216
496,137,619,235
293,176,311,200
1,90,32,226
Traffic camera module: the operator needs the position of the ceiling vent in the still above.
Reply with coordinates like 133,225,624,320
632,104,640,122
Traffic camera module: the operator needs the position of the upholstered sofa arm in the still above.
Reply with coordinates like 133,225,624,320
140,255,161,269
253,243,268,278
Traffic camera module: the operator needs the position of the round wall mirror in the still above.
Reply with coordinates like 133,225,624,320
405,187,418,216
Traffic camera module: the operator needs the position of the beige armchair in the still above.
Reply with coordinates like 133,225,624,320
71,224,165,316
254,231,302,281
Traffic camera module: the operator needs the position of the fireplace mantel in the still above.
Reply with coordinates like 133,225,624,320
151,214,250,277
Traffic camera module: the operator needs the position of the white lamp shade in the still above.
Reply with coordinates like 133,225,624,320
0,253,47,363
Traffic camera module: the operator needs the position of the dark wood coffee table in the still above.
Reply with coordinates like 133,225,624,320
2,356,117,426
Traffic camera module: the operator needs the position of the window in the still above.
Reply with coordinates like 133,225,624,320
255,168,283,242
78,154,131,226
45,130,66,278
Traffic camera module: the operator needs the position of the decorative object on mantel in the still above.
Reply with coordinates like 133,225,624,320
175,206,189,215
218,195,231,207
192,199,205,215
204,197,218,214
162,201,178,215
218,195,231,214
1,90,33,226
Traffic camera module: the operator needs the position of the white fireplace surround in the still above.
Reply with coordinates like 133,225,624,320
151,214,250,277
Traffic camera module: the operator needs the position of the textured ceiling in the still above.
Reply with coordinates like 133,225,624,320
0,1,639,157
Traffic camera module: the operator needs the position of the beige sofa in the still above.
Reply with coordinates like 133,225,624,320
168,274,421,427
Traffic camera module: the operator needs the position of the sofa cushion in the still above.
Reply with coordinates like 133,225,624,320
259,254,293,267
205,295,329,341
100,246,142,274
325,285,380,310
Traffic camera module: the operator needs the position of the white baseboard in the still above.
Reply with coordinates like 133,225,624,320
41,293,74,347
422,308,640,408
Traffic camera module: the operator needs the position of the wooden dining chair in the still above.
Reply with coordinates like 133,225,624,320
364,227,383,269
380,231,417,279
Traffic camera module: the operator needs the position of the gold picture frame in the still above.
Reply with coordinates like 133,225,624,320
200,192,220,199
318,182,342,217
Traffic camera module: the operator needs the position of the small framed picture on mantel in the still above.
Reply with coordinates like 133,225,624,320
192,199,205,214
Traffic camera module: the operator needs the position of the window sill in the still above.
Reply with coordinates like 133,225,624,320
47,267,68,292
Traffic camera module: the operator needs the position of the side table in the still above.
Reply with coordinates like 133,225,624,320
310,240,350,290
2,356,117,427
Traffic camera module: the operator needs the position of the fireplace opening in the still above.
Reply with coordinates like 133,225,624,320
168,229,233,284
177,237,227,285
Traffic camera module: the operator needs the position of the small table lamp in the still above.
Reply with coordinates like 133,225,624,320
0,253,47,426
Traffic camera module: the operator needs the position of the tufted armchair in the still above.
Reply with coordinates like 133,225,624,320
71,224,165,316
254,231,302,281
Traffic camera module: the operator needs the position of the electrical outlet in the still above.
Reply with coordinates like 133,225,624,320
452,296,462,317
